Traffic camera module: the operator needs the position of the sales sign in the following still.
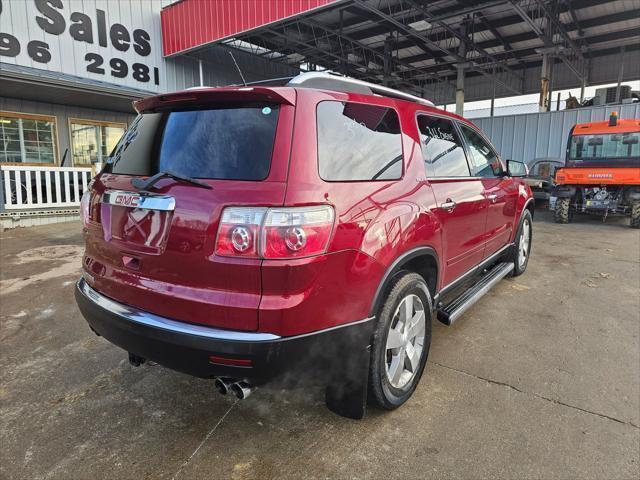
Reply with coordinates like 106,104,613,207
0,0,163,90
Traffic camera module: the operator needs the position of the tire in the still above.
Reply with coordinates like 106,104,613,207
631,202,640,229
554,197,572,224
369,272,433,410
509,209,533,277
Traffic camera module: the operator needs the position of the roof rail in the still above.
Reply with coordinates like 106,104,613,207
287,71,434,107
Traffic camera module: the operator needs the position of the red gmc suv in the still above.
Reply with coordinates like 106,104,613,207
76,72,533,419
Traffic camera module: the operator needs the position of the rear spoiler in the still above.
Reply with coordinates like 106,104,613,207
134,87,296,113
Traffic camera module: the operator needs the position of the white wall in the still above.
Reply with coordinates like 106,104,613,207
0,0,199,93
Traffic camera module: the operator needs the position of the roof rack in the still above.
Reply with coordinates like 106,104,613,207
287,71,434,107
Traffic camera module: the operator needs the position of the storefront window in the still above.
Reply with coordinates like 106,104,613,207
70,120,126,166
0,113,58,164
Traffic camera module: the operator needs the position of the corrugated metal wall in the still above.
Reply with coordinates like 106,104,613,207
473,103,640,165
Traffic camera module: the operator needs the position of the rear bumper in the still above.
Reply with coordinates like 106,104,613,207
75,279,374,384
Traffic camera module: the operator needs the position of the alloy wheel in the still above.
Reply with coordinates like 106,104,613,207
518,219,531,268
385,294,426,389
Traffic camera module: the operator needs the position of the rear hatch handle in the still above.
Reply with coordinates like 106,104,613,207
131,170,212,192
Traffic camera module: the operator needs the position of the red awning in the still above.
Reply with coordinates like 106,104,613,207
161,0,339,57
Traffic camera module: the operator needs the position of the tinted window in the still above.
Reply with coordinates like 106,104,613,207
107,114,163,176
417,115,469,177
459,125,503,177
317,101,403,181
105,105,280,180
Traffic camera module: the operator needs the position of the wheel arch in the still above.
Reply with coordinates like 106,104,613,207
523,197,535,218
369,247,439,317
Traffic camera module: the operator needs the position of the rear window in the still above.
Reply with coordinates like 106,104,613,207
105,104,280,180
317,101,403,181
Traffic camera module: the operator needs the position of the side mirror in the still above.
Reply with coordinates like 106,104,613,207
507,160,528,177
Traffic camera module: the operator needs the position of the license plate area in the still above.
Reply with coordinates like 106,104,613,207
101,191,175,254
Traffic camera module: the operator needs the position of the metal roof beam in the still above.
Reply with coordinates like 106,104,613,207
396,25,640,84
342,0,510,40
235,28,429,94
349,0,522,95
290,10,462,88
510,0,586,80
534,0,584,59
351,0,462,61
475,11,529,77
563,0,584,37
345,0,611,53
404,0,524,90
396,8,639,66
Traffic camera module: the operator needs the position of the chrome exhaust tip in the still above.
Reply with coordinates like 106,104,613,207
214,377,232,395
230,381,252,400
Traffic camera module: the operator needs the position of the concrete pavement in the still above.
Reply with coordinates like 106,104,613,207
1,212,638,479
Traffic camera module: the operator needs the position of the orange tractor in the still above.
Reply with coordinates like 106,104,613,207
553,113,640,228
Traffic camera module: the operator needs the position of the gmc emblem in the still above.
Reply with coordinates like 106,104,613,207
114,194,140,207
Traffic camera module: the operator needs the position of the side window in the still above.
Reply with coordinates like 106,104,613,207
459,125,503,177
417,115,470,177
317,101,403,181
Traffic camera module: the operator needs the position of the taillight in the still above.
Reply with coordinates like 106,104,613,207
80,189,91,228
80,181,98,227
215,207,267,258
261,206,334,258
215,205,334,259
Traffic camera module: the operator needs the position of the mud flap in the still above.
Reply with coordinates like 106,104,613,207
325,344,371,419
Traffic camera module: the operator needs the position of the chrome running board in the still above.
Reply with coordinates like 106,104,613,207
437,262,514,326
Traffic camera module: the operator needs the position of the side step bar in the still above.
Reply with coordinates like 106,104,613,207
437,262,514,326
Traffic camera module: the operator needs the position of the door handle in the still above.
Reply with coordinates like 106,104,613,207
440,198,457,211
486,193,498,203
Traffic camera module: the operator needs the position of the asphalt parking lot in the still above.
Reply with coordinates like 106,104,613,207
1,211,639,480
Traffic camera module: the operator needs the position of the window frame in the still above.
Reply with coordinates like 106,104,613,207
68,117,127,167
316,99,405,183
456,121,505,178
0,111,60,166
415,111,472,179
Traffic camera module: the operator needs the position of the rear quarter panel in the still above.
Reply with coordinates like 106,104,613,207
259,89,443,335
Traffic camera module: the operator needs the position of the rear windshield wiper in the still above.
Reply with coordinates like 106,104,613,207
131,170,212,192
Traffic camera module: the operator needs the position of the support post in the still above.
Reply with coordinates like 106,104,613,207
0,166,5,213
383,35,394,86
580,59,590,104
557,92,561,111
615,46,626,104
548,57,555,110
539,53,550,112
455,65,465,116
198,59,204,87
490,66,496,117
455,21,468,116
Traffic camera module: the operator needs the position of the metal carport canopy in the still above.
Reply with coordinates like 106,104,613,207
160,0,640,105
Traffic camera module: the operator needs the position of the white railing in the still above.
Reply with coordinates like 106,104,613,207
1,165,93,210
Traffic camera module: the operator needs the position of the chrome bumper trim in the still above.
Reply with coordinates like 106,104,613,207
102,190,176,211
77,279,281,342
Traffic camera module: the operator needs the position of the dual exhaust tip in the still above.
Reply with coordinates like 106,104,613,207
215,377,252,400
